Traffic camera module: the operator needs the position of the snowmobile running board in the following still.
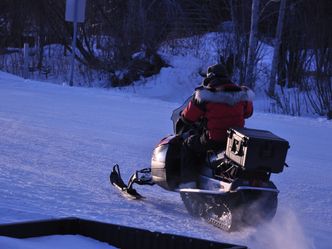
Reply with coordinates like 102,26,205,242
179,186,279,195
178,189,228,195
234,186,279,193
110,164,154,199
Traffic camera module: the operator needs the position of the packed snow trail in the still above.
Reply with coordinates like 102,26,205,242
0,72,331,249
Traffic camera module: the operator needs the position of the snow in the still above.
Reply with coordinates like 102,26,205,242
0,51,331,249
117,53,203,103
0,235,116,249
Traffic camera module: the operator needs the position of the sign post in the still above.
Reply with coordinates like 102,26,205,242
23,43,29,79
65,0,86,86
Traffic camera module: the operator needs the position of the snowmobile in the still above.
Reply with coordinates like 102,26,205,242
110,97,290,231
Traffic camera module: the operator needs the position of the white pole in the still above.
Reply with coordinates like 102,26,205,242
69,0,78,87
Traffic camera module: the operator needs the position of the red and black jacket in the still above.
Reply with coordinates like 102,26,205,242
181,83,254,143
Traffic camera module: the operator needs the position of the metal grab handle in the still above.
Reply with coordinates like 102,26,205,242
231,140,244,156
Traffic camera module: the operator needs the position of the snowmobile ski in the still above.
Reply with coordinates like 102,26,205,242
110,164,154,200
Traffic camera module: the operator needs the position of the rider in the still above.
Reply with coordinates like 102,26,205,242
179,64,254,188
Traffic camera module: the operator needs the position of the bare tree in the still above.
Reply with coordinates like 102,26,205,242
246,0,260,88
268,0,286,96
226,0,250,85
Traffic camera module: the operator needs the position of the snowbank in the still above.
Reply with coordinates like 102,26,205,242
0,235,116,249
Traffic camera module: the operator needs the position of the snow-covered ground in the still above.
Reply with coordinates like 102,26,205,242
0,235,116,249
0,68,331,249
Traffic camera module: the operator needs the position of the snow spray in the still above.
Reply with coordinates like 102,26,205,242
249,207,315,249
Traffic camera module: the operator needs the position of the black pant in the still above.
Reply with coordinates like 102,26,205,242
180,134,224,183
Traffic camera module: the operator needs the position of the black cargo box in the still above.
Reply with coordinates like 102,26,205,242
225,128,289,173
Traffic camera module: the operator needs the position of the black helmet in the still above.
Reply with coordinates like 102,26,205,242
206,64,229,79
202,64,231,88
